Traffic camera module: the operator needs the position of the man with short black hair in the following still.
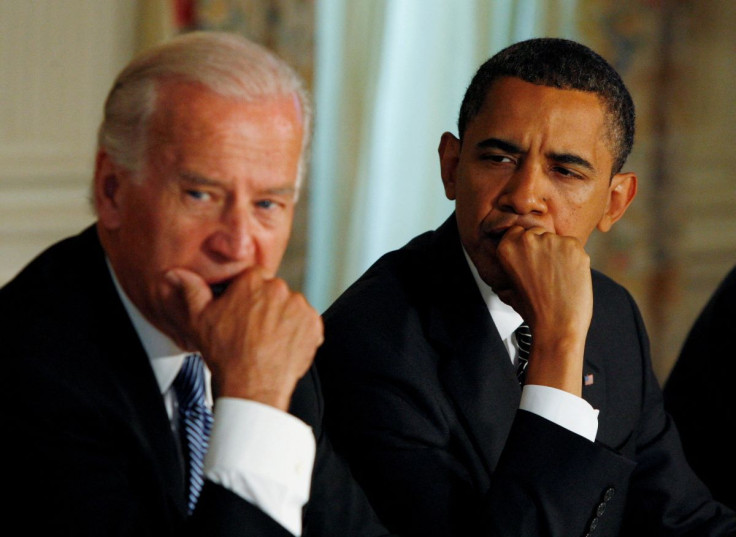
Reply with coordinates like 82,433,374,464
318,38,736,536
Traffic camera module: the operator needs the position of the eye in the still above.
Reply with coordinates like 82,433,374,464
256,199,276,210
480,153,515,164
186,189,212,201
552,166,584,180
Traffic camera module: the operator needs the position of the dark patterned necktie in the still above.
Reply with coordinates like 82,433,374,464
515,323,532,385
173,353,214,514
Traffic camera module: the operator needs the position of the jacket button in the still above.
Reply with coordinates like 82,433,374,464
604,487,615,502
589,517,599,531
597,502,606,516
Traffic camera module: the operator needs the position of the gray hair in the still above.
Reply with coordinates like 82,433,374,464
97,31,312,187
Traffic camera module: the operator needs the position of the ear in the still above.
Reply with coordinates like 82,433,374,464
93,149,124,230
438,132,461,200
597,172,637,232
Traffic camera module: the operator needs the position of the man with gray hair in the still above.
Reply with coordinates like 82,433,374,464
2,32,388,536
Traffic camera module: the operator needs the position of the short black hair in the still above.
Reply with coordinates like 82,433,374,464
458,38,635,175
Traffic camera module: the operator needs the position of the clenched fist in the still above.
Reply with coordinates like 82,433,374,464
165,266,323,411
496,226,592,396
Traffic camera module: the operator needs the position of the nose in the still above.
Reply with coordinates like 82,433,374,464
206,206,255,262
497,160,548,215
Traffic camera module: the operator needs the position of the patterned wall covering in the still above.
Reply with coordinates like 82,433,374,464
580,0,736,380
2,1,731,382
182,0,735,379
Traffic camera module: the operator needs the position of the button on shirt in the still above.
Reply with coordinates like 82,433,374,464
462,249,599,441
109,263,314,536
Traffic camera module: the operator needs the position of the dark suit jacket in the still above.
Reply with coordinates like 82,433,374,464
1,226,389,537
664,265,736,509
317,215,736,537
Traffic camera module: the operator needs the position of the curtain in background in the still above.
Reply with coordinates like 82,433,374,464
305,0,578,312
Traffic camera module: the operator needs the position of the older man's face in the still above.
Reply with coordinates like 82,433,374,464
96,81,303,343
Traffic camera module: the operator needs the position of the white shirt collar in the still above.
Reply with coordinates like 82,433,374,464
461,247,523,341
106,259,190,396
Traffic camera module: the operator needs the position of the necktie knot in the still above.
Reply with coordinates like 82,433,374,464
515,323,532,385
173,354,213,514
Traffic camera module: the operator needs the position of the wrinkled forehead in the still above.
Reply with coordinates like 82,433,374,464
477,79,618,171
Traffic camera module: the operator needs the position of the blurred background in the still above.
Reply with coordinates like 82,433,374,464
1,0,734,383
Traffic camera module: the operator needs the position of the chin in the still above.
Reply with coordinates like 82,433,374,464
479,267,510,292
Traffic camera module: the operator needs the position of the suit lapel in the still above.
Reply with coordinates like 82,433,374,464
82,227,188,516
428,217,521,474
423,219,620,473
581,347,606,415
581,274,613,445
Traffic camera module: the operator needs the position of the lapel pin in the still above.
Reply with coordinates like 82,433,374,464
584,373,595,386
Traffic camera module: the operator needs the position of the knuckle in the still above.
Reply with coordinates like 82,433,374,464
521,231,535,245
265,277,290,298
496,239,512,257
312,315,325,338
236,269,263,294
289,292,315,315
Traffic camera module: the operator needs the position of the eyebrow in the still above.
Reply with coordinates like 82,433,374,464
476,138,521,154
179,171,221,187
550,152,595,173
179,170,297,196
476,137,596,173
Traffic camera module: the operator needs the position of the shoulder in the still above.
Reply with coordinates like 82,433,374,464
1,227,109,341
323,228,439,327
701,265,736,317
591,269,635,302
590,269,644,326
323,215,463,320
587,269,649,367
0,226,101,311
319,225,453,379
667,264,736,377
1,226,126,388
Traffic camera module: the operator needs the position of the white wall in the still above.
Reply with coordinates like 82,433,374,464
0,0,138,284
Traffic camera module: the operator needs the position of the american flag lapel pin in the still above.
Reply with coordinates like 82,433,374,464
584,373,595,386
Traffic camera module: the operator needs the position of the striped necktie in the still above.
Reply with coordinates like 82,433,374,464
515,323,532,385
173,353,214,514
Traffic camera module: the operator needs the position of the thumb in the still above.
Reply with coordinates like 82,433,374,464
165,268,212,321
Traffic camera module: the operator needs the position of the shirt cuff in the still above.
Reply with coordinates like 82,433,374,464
520,384,599,442
204,397,316,536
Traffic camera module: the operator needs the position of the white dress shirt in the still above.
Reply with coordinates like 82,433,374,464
462,250,599,441
109,263,314,536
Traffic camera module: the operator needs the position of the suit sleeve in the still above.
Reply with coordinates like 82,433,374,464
290,367,396,537
2,230,314,537
663,267,736,509
317,273,736,537
618,288,736,535
317,299,634,537
5,346,293,537
190,484,293,537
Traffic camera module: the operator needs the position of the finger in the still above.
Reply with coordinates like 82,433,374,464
229,265,271,295
525,226,549,236
165,268,212,319
501,225,526,242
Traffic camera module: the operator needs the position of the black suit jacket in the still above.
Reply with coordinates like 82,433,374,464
1,226,389,536
317,215,735,537
664,265,736,509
